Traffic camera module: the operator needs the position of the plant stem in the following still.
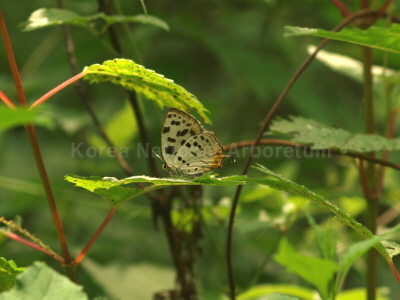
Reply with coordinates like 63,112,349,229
5,231,64,264
329,0,352,16
0,6,72,266
30,72,85,108
72,206,117,267
25,124,72,264
0,90,16,108
225,10,379,299
362,45,378,300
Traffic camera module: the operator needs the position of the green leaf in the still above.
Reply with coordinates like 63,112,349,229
274,238,338,300
334,223,400,297
83,59,211,123
249,165,390,260
21,8,86,31
22,8,169,32
237,284,313,300
0,258,25,292
0,262,88,300
65,174,246,206
304,210,336,260
0,107,36,132
269,116,400,152
285,24,400,55
100,13,169,31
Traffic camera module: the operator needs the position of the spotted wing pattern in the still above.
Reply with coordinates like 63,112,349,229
161,108,226,178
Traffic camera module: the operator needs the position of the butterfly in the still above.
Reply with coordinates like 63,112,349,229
161,108,227,178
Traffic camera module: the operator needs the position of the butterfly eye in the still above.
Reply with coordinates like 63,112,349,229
162,163,167,170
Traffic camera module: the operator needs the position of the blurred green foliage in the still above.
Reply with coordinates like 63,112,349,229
1,1,400,299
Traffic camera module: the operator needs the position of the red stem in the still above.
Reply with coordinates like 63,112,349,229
24,123,72,263
5,231,64,264
0,90,16,109
329,0,352,16
0,8,27,107
72,206,117,267
30,72,86,109
389,260,400,284
0,6,72,265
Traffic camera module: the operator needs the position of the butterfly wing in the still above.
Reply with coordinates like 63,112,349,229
161,108,204,174
173,131,226,178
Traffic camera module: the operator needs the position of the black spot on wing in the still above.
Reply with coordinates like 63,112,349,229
163,127,170,134
167,137,176,143
177,129,189,137
165,146,174,155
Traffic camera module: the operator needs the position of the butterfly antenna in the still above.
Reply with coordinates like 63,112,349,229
152,150,164,162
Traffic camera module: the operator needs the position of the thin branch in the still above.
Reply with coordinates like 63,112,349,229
24,123,72,263
0,90,16,109
30,72,86,109
329,0,352,17
0,6,72,264
0,8,27,107
225,8,384,299
3,231,64,264
224,139,400,171
72,206,117,267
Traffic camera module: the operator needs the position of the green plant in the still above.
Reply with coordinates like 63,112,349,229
1,1,400,300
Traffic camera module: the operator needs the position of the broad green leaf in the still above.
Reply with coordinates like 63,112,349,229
269,116,400,152
65,174,246,206
237,284,313,300
86,100,138,148
0,262,88,300
0,258,25,292
83,59,210,123
334,223,400,297
0,107,36,132
249,164,390,260
274,238,338,300
22,8,169,32
285,24,400,55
